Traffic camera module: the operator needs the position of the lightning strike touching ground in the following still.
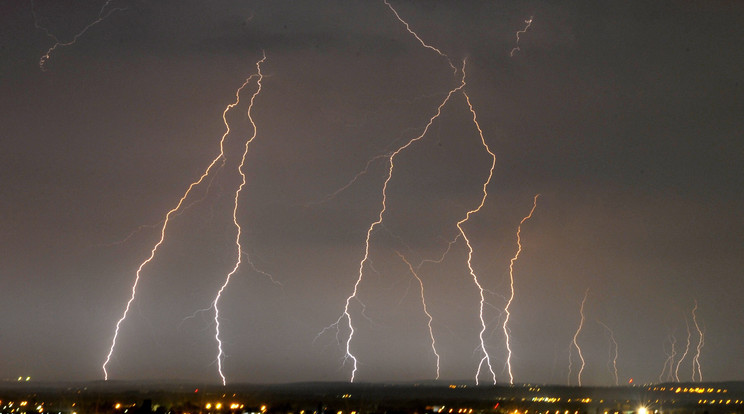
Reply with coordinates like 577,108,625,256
102,61,263,381
597,320,619,386
509,16,533,57
212,52,267,386
502,194,539,384
691,300,704,381
461,91,498,385
569,289,589,386
659,333,678,382
321,62,468,382
383,0,457,74
674,317,691,382
31,0,125,71
395,251,440,379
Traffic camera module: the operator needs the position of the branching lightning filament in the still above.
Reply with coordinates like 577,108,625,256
32,0,125,71
509,16,533,57
502,194,539,384
569,289,588,386
396,251,440,379
212,52,267,386
102,57,264,381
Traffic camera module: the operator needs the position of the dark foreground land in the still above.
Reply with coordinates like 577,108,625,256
2,381,744,414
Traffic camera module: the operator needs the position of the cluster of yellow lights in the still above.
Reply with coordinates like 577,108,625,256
340,394,352,399
16,377,31,381
698,399,742,405
649,387,727,394
203,402,248,410
531,397,561,403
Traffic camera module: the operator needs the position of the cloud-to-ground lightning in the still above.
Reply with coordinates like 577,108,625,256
383,0,456,75
691,300,704,381
460,91,498,385
659,333,677,382
31,0,125,71
212,52,267,386
323,64,467,382
395,251,440,379
509,16,533,57
502,194,539,384
102,58,265,381
597,320,619,386
568,289,588,386
674,317,691,382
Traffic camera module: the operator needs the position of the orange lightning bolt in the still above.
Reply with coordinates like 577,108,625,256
568,289,588,386
659,332,678,382
597,320,619,386
674,316,691,382
320,61,468,382
509,16,533,57
102,56,265,381
32,0,126,71
212,52,267,386
396,251,440,379
691,300,704,381
460,91,498,385
383,0,457,75
502,194,539,384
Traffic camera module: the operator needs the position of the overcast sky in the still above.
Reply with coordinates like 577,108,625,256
1,0,743,386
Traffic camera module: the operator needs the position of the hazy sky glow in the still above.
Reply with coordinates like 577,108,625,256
1,0,743,386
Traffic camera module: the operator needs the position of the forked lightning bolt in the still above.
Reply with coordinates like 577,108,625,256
674,317,691,382
324,64,467,382
597,320,619,386
102,56,265,381
568,289,588,386
396,251,440,379
502,194,539,384
383,0,456,74
691,300,704,381
212,52,267,386
659,333,677,382
31,0,125,71
460,91,499,385
509,16,533,57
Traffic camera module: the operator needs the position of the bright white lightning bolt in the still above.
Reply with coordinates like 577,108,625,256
597,320,619,386
395,251,440,380
502,194,539,384
326,64,467,383
31,0,125,71
568,289,588,386
691,299,704,382
674,317,691,382
383,0,457,75
212,52,267,386
509,16,533,57
102,58,265,381
460,91,498,385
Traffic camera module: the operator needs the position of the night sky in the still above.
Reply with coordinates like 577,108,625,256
1,0,743,386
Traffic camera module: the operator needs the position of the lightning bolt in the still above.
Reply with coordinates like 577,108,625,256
509,16,533,57
212,52,267,386
326,64,467,383
568,289,588,386
395,251,440,380
31,0,125,71
691,299,704,382
659,333,677,383
674,317,691,382
102,57,265,381
383,0,457,74
502,194,539,384
597,320,619,386
460,91,499,385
